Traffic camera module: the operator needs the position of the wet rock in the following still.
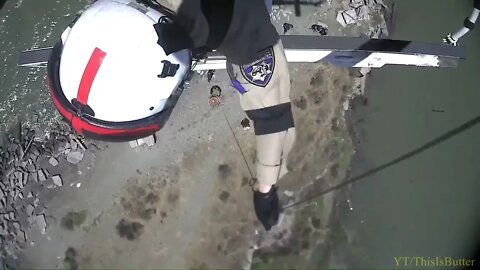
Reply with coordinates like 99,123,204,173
16,210,29,227
142,135,155,147
22,172,29,185
29,172,38,182
15,160,27,168
367,25,384,38
17,146,25,161
32,203,46,216
0,223,7,235
70,139,78,151
13,221,25,241
51,148,63,158
28,153,38,162
349,0,365,8
66,151,84,164
26,163,36,172
129,140,138,148
337,9,359,27
33,198,39,207
37,169,47,182
30,146,40,157
356,5,370,21
16,231,27,245
16,177,24,189
48,157,59,167
52,175,63,187
0,182,6,192
34,214,47,234
5,167,14,177
26,204,34,216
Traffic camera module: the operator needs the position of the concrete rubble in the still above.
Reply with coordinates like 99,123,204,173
337,0,386,28
66,151,84,164
51,175,63,187
48,157,58,167
129,134,156,148
0,123,89,269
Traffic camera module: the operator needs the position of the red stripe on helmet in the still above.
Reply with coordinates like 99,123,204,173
77,47,106,105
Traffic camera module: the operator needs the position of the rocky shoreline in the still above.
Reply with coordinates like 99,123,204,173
0,121,99,269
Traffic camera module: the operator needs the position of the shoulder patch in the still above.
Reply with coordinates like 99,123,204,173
240,47,275,87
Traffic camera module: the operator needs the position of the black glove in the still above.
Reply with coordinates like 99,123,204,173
253,186,280,231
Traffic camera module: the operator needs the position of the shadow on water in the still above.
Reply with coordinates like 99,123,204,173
284,113,480,210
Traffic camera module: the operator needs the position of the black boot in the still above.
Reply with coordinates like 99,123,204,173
253,186,280,231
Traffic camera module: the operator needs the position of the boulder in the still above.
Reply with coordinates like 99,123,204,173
48,157,59,167
66,151,84,164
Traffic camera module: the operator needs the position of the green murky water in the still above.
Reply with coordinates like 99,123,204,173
344,0,480,268
0,0,87,138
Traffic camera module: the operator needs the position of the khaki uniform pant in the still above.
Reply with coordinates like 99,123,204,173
227,41,296,186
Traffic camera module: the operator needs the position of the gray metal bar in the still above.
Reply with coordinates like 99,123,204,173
17,35,466,68
280,35,466,59
17,47,53,67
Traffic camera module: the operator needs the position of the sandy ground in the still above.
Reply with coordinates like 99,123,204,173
12,1,388,269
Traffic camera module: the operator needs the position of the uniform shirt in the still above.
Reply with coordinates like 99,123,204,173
173,0,279,65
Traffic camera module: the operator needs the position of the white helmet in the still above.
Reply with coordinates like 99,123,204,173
48,0,191,140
